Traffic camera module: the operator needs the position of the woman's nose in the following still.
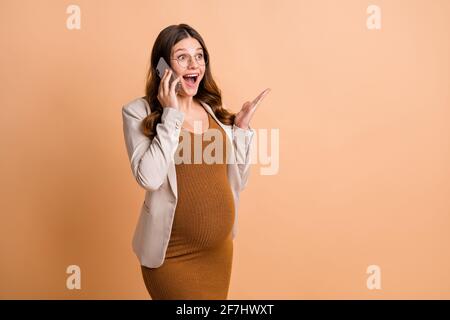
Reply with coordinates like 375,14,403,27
187,56,199,67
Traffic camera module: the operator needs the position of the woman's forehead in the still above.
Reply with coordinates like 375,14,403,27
172,38,203,52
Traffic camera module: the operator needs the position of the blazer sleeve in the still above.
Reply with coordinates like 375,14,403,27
122,102,185,191
232,124,256,191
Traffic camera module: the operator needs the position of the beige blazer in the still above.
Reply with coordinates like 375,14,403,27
121,97,255,268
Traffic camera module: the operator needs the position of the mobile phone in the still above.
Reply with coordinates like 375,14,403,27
156,57,181,93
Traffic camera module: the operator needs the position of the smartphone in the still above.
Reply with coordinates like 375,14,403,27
156,57,181,93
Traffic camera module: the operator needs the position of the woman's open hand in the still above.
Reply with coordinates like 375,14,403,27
234,88,271,130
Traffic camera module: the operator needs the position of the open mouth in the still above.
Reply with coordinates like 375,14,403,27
182,74,199,87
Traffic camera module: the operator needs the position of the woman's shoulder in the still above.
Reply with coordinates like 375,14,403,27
122,96,151,118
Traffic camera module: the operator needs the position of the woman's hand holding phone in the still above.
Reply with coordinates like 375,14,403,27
157,69,182,110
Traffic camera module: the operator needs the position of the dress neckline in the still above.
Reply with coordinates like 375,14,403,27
181,110,211,135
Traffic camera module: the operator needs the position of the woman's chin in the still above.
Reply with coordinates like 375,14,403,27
180,85,198,97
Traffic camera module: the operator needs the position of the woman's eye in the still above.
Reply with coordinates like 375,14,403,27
178,55,186,60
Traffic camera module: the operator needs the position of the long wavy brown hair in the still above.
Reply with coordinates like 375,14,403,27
141,24,236,140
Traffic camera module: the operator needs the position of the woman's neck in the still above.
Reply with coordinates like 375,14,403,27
178,95,199,114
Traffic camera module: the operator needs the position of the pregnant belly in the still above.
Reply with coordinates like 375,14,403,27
167,164,235,251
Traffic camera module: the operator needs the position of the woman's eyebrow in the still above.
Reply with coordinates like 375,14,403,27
174,47,203,53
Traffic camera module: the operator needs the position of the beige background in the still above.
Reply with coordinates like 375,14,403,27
1,0,449,299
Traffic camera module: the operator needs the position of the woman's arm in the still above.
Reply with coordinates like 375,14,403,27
232,88,270,191
122,100,185,191
232,124,255,191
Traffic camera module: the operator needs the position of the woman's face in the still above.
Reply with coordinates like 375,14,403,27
170,37,206,98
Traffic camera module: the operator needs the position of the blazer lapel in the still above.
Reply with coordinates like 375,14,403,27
167,159,177,199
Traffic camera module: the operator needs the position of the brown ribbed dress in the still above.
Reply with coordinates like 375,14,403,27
140,110,235,300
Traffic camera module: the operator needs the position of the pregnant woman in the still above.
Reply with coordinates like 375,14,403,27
122,23,270,299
